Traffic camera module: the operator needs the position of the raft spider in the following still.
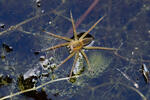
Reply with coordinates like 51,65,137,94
37,12,116,77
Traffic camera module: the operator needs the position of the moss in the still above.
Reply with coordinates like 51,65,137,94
85,51,111,78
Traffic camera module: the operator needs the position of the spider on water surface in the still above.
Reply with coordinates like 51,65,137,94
35,12,117,77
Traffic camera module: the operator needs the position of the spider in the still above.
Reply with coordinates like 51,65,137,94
37,12,116,77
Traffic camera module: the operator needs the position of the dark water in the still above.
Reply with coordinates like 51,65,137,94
0,0,150,100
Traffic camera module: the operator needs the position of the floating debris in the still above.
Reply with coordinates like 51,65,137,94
34,51,40,55
1,55,5,59
141,64,149,83
0,43,13,59
1,50,6,59
37,2,41,7
2,43,13,52
0,74,12,87
23,66,40,80
23,56,56,81
39,56,45,61
0,23,5,29
18,75,37,90
116,68,139,88
36,0,41,7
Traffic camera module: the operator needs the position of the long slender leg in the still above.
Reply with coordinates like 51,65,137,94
56,52,75,68
79,15,105,40
67,0,99,34
69,51,79,77
43,31,73,41
70,11,78,40
80,50,91,71
84,46,117,51
40,42,70,52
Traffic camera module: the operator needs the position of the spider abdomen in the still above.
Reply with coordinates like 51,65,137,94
69,40,83,52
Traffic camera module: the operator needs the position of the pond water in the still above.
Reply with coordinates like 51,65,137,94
0,0,150,100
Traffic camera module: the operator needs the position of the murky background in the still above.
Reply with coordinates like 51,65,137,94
0,0,150,100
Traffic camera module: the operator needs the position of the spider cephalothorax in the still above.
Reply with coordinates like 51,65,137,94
37,12,116,77
68,33,94,53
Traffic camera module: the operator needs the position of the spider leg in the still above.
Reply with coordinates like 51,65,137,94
57,52,75,68
84,46,117,51
40,42,70,52
69,51,79,77
80,50,91,71
70,11,78,40
43,31,73,41
79,15,105,40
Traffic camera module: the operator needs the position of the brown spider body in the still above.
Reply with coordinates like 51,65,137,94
69,40,83,52
39,12,117,77
69,36,93,53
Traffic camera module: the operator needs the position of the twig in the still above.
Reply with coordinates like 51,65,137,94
0,75,80,100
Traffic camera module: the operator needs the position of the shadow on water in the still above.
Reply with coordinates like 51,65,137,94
0,0,150,100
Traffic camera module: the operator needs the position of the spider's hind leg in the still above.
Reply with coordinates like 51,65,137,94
84,46,117,51
80,50,92,71
56,52,75,69
69,51,79,78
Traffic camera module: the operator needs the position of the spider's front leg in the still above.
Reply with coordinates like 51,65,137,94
34,42,70,55
43,31,72,41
